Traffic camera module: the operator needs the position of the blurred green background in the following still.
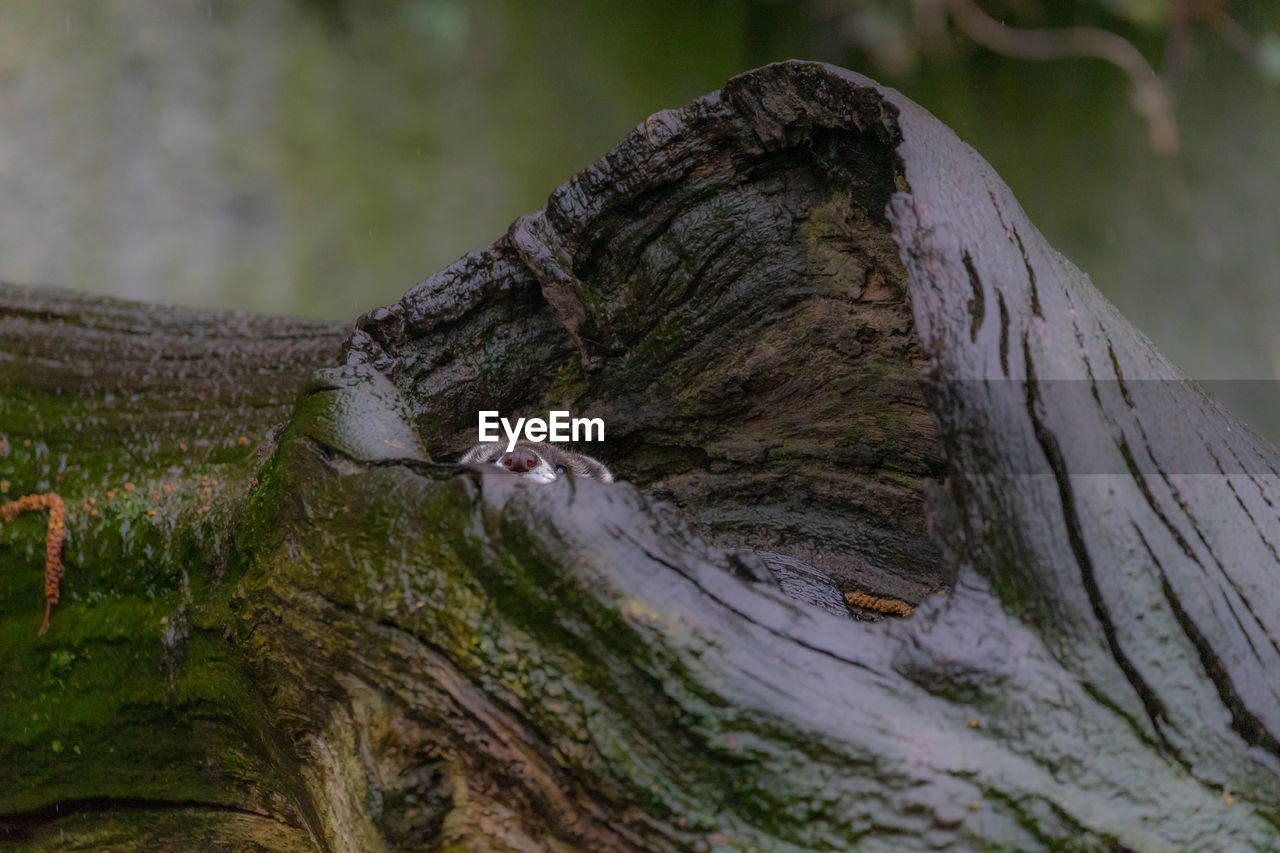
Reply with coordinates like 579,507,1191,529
1,0,1278,428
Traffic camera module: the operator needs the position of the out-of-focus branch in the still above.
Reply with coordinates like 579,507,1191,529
944,0,1179,155
1194,0,1263,67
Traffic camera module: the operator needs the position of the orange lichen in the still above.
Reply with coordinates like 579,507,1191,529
0,492,67,635
844,589,914,617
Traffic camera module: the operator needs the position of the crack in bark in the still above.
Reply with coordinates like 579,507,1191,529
1122,427,1280,688
996,288,1010,376
1137,418,1280,663
1106,342,1135,409
1132,524,1280,761
619,532,886,677
1117,435,1199,563
1207,444,1280,565
986,192,1045,323
1021,332,1174,755
1121,419,1280,756
1226,442,1278,509
962,250,985,343
1198,443,1280,664
0,797,291,836
683,224,747,307
1011,227,1042,318
1073,319,1102,405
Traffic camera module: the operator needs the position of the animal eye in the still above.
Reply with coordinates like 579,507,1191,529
555,465,566,475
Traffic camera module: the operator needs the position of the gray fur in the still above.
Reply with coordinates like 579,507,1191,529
461,440,614,483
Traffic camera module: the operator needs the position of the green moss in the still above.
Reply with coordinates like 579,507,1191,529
0,590,238,812
543,360,589,407
0,378,286,817
880,469,922,489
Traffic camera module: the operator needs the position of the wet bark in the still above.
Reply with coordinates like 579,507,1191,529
2,61,1278,851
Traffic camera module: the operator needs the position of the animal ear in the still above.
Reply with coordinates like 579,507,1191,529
459,444,496,464
578,454,613,482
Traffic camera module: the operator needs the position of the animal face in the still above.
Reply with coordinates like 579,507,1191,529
460,441,613,484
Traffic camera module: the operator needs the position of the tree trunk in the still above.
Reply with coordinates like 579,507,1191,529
2,61,1278,852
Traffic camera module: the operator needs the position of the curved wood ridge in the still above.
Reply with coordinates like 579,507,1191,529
886,56,1280,811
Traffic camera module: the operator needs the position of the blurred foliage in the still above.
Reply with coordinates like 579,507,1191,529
0,0,1276,432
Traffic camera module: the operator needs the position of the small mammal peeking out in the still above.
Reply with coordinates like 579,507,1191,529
461,440,614,484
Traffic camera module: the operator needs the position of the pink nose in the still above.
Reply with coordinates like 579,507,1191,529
499,448,539,473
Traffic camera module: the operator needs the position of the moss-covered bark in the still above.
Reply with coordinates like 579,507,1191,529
0,288,344,847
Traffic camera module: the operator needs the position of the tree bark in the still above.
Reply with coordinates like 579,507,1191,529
2,61,1278,851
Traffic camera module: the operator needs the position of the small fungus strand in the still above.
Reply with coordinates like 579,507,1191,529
0,492,67,635
845,589,914,617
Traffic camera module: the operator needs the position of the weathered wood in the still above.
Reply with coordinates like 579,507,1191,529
0,288,345,850
2,61,1278,851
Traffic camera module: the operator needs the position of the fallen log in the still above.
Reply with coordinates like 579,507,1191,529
2,61,1276,851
